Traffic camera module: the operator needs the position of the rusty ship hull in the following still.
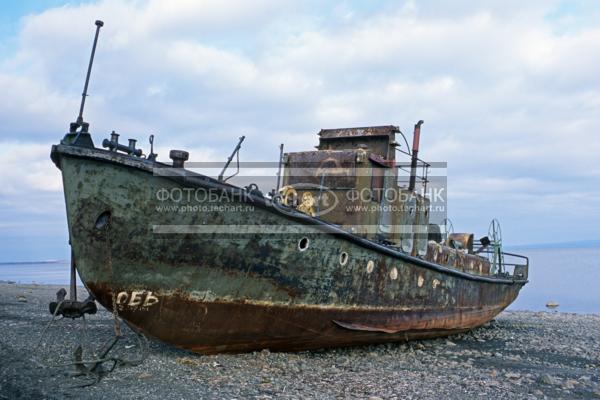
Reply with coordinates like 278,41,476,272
51,143,527,354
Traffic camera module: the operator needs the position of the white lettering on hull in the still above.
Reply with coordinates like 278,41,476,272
115,290,159,311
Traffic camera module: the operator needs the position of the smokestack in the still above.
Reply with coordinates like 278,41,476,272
408,120,424,191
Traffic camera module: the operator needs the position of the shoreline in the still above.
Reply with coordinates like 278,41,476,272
1,282,598,399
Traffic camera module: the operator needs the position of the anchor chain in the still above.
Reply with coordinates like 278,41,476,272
33,211,148,387
105,221,122,338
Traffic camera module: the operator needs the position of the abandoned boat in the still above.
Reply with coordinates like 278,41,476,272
50,21,528,354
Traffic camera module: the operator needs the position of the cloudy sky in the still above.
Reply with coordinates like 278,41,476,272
0,0,599,261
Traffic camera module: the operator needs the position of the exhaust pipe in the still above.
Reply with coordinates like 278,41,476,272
408,120,424,191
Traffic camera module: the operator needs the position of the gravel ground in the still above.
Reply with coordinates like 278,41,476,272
0,282,598,400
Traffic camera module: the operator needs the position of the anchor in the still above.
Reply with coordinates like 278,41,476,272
48,256,97,319
40,245,147,387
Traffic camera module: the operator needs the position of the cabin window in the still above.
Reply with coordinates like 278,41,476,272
298,237,310,251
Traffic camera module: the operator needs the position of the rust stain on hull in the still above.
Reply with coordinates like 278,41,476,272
87,281,520,354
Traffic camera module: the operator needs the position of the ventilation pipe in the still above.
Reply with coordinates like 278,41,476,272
408,120,424,191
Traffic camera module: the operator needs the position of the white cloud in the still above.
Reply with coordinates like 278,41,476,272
0,0,599,249
0,142,62,195
166,41,259,89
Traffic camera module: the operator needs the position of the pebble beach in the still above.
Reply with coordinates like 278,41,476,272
1,282,598,399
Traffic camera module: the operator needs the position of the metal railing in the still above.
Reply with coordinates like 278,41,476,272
473,239,529,280
395,148,430,190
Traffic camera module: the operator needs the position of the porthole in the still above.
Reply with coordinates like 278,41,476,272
366,260,375,273
339,252,349,266
95,210,111,230
298,237,310,252
390,267,398,280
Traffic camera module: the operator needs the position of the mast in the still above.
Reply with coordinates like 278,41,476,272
69,20,104,134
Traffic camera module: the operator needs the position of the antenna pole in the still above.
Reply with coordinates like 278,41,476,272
408,120,423,191
275,143,284,191
77,20,104,126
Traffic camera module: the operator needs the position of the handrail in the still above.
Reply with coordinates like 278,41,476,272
395,153,430,189
476,248,529,267
501,251,529,264
395,149,431,168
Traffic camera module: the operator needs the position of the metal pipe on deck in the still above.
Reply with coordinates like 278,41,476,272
408,120,424,191
218,136,245,182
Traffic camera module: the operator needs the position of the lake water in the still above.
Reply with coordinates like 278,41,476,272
0,261,80,285
506,245,600,314
1,246,598,314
